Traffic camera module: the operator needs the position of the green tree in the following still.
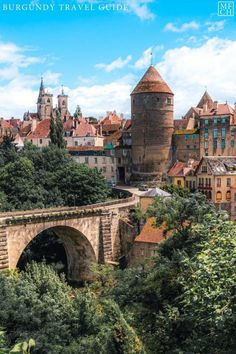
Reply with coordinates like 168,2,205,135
49,112,66,149
49,113,57,146
73,105,82,118
0,136,17,165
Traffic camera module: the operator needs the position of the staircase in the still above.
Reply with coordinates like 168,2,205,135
100,211,113,262
0,226,9,270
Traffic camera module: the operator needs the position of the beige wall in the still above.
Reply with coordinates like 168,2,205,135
73,155,117,182
66,136,104,147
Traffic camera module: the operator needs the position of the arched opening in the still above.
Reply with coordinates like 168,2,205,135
17,229,68,275
16,226,96,283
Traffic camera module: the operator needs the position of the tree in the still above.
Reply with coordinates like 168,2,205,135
49,112,66,149
0,135,18,165
0,263,145,354
73,105,82,118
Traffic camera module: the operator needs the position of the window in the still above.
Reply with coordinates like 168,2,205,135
156,97,160,102
216,191,222,201
186,145,190,149
75,141,78,146
213,139,217,150
226,191,231,201
94,157,98,164
185,134,190,140
204,119,209,125
231,140,234,148
111,166,114,172
177,180,182,186
204,141,208,149
167,98,172,105
103,157,106,164
227,178,231,187
221,139,226,150
85,157,89,164
222,118,226,124
213,128,218,138
234,193,236,202
103,167,106,173
202,165,207,173
39,139,42,144
192,134,197,139
213,118,217,125
204,128,208,139
217,178,221,187
222,128,226,138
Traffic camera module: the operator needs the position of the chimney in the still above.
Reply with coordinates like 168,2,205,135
213,101,218,110
31,118,37,132
203,103,208,112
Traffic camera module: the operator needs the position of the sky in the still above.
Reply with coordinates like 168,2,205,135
0,0,235,119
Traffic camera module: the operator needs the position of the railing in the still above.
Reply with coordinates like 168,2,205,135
0,195,137,220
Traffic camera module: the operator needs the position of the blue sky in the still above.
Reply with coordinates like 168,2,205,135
0,0,235,118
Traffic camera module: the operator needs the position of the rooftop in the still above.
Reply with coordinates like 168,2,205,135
131,65,173,95
198,156,236,176
135,218,171,244
141,187,171,198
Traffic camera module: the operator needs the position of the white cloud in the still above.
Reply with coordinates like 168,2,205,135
206,20,225,32
134,45,164,69
95,55,132,72
157,37,236,117
127,0,155,20
164,21,200,33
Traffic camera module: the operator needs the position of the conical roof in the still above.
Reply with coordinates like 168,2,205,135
131,66,173,95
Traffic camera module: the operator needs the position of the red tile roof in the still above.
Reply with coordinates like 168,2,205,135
64,118,74,131
200,103,234,116
73,122,97,137
168,160,199,177
27,119,50,139
135,218,171,244
99,111,122,126
131,65,173,95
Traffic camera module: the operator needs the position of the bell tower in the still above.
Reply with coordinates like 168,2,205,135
58,85,69,121
37,77,53,120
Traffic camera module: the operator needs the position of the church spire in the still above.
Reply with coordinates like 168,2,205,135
39,77,45,95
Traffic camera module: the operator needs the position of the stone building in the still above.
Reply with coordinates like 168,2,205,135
131,65,174,182
195,156,236,218
199,102,236,157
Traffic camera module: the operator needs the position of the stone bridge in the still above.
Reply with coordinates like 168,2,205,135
0,196,138,281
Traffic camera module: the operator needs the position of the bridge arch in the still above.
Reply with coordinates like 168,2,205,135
10,224,97,282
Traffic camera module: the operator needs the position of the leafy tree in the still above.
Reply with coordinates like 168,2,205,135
49,113,57,146
0,263,144,354
50,112,66,149
73,105,82,118
0,136,18,165
162,183,190,197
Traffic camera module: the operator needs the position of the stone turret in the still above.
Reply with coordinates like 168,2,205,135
131,65,174,182
37,77,53,120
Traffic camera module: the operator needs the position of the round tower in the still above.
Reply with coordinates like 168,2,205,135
131,65,174,182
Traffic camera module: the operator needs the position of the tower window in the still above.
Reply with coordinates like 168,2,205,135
156,97,160,102
47,98,50,103
167,98,172,105
62,100,65,105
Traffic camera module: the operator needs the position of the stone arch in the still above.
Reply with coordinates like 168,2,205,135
14,225,97,282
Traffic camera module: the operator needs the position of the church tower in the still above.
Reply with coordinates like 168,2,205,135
57,86,69,121
131,65,174,182
37,77,53,120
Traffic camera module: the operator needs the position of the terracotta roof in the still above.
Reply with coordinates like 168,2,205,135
197,91,214,109
64,118,74,131
73,122,97,137
131,65,173,95
27,119,50,139
135,218,171,244
0,120,11,129
174,119,188,129
200,103,234,117
99,111,122,126
19,124,32,137
123,119,132,130
168,161,186,177
168,160,199,177
67,146,104,151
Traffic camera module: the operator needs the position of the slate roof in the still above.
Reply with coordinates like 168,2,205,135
141,187,171,198
197,157,236,176
131,65,173,95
